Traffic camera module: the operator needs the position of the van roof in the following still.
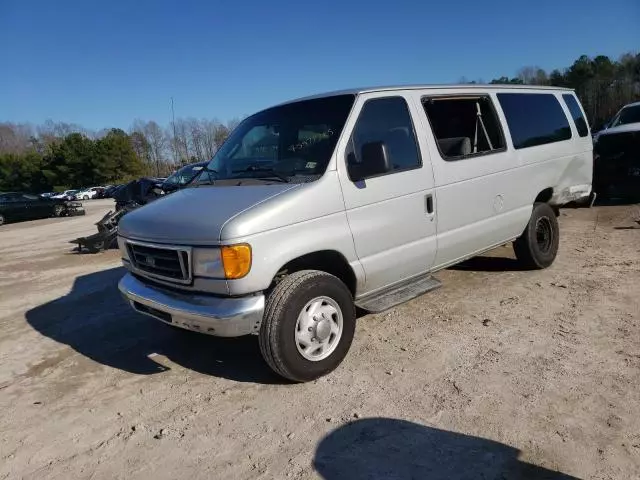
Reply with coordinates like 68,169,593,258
276,83,575,106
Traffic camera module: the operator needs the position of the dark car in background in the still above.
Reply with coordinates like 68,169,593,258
0,192,69,225
593,101,640,200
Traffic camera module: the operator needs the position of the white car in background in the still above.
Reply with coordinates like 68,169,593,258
77,187,102,200
52,190,79,201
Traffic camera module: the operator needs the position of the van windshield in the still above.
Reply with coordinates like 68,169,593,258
194,94,355,184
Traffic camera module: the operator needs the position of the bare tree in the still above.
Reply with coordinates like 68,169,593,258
144,121,168,176
517,66,537,84
200,119,220,159
186,118,205,161
0,122,35,154
130,120,169,175
167,118,191,163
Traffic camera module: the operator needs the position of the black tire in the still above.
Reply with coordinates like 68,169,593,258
52,205,64,217
513,202,559,269
259,270,356,382
0,214,5,226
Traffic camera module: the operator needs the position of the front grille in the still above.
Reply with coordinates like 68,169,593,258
127,242,191,284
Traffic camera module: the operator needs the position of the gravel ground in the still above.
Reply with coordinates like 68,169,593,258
0,198,639,480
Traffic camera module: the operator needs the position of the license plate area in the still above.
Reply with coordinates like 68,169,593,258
133,301,173,323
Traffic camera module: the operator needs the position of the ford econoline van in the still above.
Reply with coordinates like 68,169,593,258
117,85,593,382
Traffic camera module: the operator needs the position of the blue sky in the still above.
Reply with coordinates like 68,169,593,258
1,0,638,130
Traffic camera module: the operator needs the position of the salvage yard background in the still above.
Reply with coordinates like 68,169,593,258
0,198,638,479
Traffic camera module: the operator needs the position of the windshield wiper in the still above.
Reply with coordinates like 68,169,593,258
232,166,290,183
192,166,219,186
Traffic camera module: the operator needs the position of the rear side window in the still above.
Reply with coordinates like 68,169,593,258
349,97,421,172
422,95,505,160
562,94,589,137
497,93,572,149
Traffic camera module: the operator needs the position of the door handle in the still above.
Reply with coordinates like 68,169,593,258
425,194,434,215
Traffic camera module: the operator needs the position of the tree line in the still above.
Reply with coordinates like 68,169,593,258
0,117,239,192
469,51,640,130
1,51,638,194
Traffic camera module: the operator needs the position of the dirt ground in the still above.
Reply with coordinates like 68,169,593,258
0,198,639,480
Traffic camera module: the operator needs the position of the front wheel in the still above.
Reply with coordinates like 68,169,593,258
0,213,5,226
259,270,356,382
52,205,64,217
513,202,559,269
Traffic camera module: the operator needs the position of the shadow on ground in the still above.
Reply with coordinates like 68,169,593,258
314,418,579,480
25,267,281,384
593,196,640,207
449,255,524,273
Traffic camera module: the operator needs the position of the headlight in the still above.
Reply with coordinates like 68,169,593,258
193,245,252,279
117,237,130,261
193,248,225,278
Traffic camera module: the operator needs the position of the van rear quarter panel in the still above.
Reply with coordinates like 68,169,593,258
409,88,592,269
495,91,593,206
492,90,592,205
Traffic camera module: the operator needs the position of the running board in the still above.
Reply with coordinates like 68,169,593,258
355,274,442,313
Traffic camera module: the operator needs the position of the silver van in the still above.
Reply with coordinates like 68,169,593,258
118,85,593,382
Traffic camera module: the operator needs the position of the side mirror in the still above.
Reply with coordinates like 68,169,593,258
347,141,391,181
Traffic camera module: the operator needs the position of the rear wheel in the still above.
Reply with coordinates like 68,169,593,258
514,202,559,269
259,270,356,382
0,213,5,226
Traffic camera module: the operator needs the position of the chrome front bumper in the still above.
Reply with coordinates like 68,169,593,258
118,273,265,337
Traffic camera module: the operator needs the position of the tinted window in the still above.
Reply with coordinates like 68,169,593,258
1,194,20,203
497,93,572,149
562,94,589,137
349,97,421,173
610,104,640,128
423,95,505,160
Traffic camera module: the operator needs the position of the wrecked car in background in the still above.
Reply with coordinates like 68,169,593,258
70,160,211,252
593,101,640,201
71,177,165,252
158,161,208,193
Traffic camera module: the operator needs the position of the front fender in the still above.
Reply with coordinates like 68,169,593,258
223,211,365,296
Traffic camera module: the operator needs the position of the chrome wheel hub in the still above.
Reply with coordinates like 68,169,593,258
295,296,343,362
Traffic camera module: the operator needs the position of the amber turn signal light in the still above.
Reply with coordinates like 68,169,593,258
221,244,252,279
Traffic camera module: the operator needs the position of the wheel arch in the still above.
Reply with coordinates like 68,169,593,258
534,187,559,216
272,250,358,297
534,187,554,204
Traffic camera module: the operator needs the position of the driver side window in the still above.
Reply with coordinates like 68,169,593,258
348,97,421,175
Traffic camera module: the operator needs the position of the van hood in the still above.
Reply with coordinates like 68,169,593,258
118,184,300,245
